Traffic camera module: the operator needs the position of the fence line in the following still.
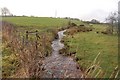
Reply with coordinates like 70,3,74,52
2,22,49,77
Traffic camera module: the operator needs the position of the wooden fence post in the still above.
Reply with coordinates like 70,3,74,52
26,31,29,45
22,36,25,46
35,30,38,50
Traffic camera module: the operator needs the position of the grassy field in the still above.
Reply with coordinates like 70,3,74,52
64,24,118,78
2,17,83,31
1,17,84,78
1,17,118,78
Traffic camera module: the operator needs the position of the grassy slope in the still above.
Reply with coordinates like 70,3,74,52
1,17,84,77
2,17,83,35
2,17,66,26
2,17,82,30
2,17,118,78
64,24,118,78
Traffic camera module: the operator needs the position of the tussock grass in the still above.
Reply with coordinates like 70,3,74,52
64,24,118,78
2,17,119,78
84,52,119,78
2,21,53,78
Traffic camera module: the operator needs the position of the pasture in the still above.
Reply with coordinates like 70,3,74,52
64,24,118,78
1,17,118,78
2,17,83,31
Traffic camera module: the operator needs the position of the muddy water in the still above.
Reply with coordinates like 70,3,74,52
42,30,83,78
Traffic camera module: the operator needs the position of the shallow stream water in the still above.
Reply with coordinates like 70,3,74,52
42,30,83,78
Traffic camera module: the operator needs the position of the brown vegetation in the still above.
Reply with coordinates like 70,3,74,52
101,27,113,35
2,21,52,78
65,23,93,36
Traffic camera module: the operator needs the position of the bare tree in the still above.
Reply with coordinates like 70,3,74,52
106,12,118,34
1,7,11,16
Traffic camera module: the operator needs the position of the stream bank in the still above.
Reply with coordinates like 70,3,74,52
41,30,83,78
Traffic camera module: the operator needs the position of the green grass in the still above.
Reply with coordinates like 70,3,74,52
2,17,67,27
2,17,118,78
2,17,83,31
64,24,118,78
2,45,19,78
92,24,108,31
1,17,84,77
2,17,84,39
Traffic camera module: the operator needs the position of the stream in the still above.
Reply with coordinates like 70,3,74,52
42,30,83,78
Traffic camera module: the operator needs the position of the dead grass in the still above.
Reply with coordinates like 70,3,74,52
62,23,118,78
2,21,53,78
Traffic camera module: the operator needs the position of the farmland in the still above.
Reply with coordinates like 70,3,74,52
63,24,118,77
1,17,118,78
2,17,83,31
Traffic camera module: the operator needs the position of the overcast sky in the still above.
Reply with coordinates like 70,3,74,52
0,0,119,22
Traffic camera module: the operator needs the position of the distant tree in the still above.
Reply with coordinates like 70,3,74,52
106,12,118,34
91,19,100,24
1,7,11,16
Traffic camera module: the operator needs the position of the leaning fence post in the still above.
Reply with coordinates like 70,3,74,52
25,31,29,45
35,30,38,50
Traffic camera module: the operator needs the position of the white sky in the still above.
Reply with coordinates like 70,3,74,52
0,0,119,22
